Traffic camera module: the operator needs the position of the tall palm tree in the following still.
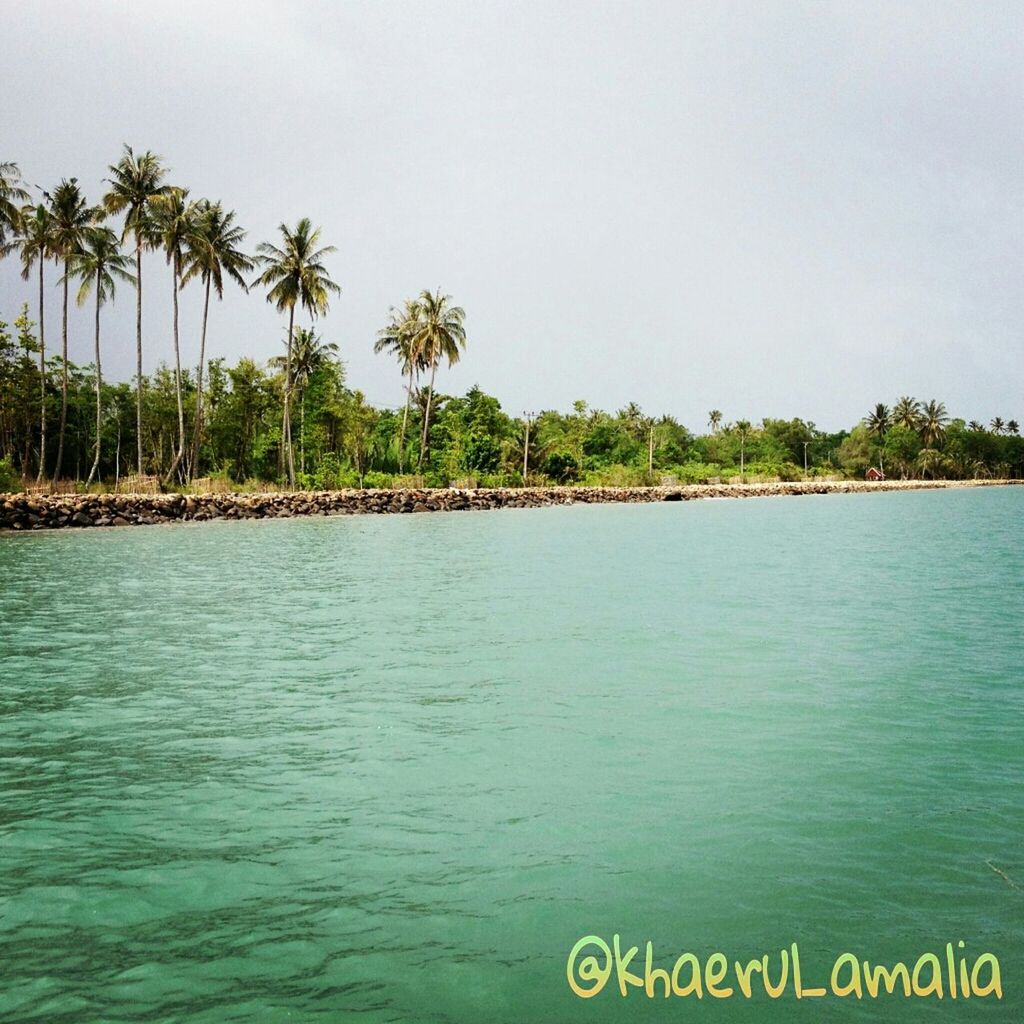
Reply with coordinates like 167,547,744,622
990,417,1005,436
708,409,722,434
16,204,57,482
270,327,338,475
149,187,196,484
104,146,170,476
864,403,890,473
412,289,466,470
374,298,424,473
1007,420,1020,436
254,218,340,487
0,162,29,250
919,400,948,447
180,201,252,478
65,226,134,486
892,396,921,431
967,420,984,432
47,179,97,481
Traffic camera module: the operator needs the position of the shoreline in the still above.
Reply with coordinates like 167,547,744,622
0,479,1019,532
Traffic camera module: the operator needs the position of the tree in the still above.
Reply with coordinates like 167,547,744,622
104,145,171,476
47,179,98,481
412,289,467,470
0,162,29,250
919,400,948,447
181,201,252,478
990,417,1005,435
892,396,921,431
864,403,890,472
270,327,338,475
735,419,751,478
374,298,424,473
16,203,56,481
708,409,722,433
254,218,340,487
65,226,134,485
149,187,196,484
1008,420,1020,436
967,420,984,432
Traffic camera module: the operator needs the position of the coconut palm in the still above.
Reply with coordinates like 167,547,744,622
149,187,197,484
864,403,890,473
412,289,466,470
104,146,170,476
0,162,29,250
65,226,134,485
917,400,948,447
967,420,984,432
253,218,341,487
180,201,252,478
47,179,98,481
917,447,946,480
16,204,57,481
892,396,921,431
374,298,424,473
990,417,1005,436
1008,420,1020,436
270,327,338,474
708,409,722,434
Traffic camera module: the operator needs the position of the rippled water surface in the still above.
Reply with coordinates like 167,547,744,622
2,488,1022,1022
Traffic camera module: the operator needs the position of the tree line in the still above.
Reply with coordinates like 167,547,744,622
2,154,1021,493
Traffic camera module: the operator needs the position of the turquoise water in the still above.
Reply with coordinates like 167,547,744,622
1,488,1021,1022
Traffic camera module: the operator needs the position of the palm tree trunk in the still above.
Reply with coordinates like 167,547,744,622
398,364,414,473
86,276,102,487
135,241,144,477
300,393,306,475
282,306,296,487
189,275,211,481
55,264,69,482
417,359,438,471
36,258,46,483
163,264,185,485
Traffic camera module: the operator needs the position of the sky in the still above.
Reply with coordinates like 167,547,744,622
3,0,1022,431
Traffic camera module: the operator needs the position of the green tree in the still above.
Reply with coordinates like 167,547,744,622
892,396,921,431
104,146,171,475
0,162,29,250
65,226,134,485
47,179,98,480
181,200,253,478
863,403,890,472
919,400,948,447
254,218,341,486
412,289,467,470
374,298,424,472
16,203,56,480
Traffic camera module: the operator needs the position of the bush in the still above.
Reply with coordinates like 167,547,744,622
0,456,20,493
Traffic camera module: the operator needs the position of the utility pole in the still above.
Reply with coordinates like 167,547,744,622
523,412,534,486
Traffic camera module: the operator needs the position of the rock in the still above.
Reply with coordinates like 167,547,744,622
71,511,93,527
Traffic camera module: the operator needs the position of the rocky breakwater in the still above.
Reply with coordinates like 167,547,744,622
0,479,1017,531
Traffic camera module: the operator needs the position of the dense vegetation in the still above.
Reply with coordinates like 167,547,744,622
1,156,1021,494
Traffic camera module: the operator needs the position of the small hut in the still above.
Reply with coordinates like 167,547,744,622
866,467,885,481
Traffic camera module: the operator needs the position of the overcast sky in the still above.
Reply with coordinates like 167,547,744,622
3,0,1021,430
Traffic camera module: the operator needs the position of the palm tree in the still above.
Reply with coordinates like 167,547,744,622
708,409,722,434
104,146,170,476
735,419,751,478
149,187,197,484
412,289,466,470
16,204,57,481
254,219,341,487
968,420,984,432
892,396,921,431
0,162,29,250
374,298,424,473
65,226,134,486
918,400,948,447
864,403,890,473
181,201,252,478
270,327,338,474
990,417,1005,435
1008,420,1020,436
47,179,97,481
